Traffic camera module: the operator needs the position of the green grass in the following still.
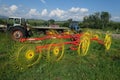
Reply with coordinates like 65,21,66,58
0,32,120,80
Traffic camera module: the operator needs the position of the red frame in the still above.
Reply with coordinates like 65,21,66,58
19,33,104,53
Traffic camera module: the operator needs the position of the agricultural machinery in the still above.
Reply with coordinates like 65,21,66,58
15,30,112,68
0,17,32,40
0,17,80,40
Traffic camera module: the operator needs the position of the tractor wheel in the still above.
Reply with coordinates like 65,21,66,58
10,27,26,41
78,35,90,56
104,32,112,50
16,44,42,68
27,30,33,37
47,40,64,61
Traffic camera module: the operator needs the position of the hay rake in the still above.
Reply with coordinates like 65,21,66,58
16,31,112,68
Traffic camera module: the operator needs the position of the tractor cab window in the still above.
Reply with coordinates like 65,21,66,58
8,18,13,25
14,18,20,24
7,18,14,27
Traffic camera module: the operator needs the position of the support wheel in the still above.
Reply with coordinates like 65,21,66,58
16,44,42,68
78,36,90,56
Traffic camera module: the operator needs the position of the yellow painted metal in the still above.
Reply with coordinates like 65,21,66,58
25,50,34,59
47,40,64,61
16,44,42,68
53,47,60,56
104,32,112,50
78,35,90,56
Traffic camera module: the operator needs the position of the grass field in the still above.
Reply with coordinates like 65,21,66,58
0,31,120,80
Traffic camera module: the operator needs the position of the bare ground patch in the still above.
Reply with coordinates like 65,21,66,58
112,34,120,39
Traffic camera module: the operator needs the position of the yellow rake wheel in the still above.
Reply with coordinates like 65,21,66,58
16,44,42,68
78,36,90,56
104,33,112,50
47,41,64,61
84,30,93,38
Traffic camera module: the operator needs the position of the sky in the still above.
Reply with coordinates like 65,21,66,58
0,0,120,21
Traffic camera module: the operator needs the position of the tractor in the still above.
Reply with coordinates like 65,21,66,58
6,17,32,40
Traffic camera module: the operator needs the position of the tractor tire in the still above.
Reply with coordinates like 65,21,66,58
27,30,33,37
10,27,26,41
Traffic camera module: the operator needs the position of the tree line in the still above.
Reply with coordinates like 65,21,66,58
0,11,120,31
81,11,120,30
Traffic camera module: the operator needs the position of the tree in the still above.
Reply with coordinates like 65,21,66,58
67,18,73,23
48,19,55,25
43,21,49,26
100,11,111,29
82,11,111,29
93,12,101,29
0,18,6,24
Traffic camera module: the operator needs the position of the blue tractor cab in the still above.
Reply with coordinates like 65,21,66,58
69,21,80,33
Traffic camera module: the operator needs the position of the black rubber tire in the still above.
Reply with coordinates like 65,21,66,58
27,30,33,37
10,27,26,41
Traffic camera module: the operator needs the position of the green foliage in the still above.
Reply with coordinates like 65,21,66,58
0,18,6,24
62,21,69,27
48,19,55,25
82,12,111,29
108,21,120,30
27,19,47,26
82,11,120,32
101,12,111,29
26,18,76,28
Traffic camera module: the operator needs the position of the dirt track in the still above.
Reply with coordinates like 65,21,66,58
112,34,120,39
